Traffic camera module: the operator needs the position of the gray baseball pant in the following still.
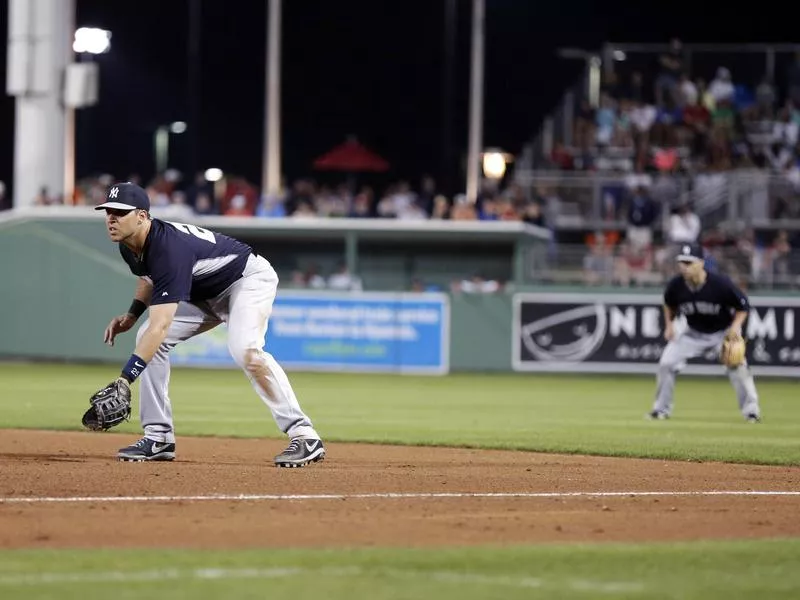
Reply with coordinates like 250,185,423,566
135,254,319,443
652,328,761,418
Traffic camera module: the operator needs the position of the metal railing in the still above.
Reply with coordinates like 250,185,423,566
602,42,800,90
522,241,800,290
512,169,800,231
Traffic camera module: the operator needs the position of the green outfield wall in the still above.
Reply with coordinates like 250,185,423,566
2,213,798,376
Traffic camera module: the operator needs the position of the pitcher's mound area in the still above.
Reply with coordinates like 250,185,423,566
1,429,798,549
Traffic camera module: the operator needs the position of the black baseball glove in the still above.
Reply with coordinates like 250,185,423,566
82,378,132,431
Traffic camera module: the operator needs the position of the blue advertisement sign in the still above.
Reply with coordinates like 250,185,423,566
170,292,450,374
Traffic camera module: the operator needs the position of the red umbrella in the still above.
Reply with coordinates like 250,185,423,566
313,137,390,172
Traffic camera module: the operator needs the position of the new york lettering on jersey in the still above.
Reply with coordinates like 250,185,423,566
664,271,749,333
119,219,253,304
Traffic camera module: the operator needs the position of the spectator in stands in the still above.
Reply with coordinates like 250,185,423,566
418,176,437,216
478,196,499,221
194,191,217,215
681,93,712,157
292,201,317,219
255,192,287,218
185,172,214,210
678,74,698,107
430,195,451,220
595,94,617,146
627,185,659,249
652,97,681,147
709,67,735,105
655,38,684,107
768,230,792,287
522,200,546,228
450,196,477,220
768,105,800,171
582,231,616,286
290,264,326,290
153,190,194,220
377,181,420,219
285,180,315,216
732,227,761,284
327,262,363,291
348,187,375,218
630,99,657,151
451,273,501,294
614,240,656,288
755,77,777,119
316,185,349,218
550,142,575,170
222,193,252,217
615,99,635,148
667,202,701,245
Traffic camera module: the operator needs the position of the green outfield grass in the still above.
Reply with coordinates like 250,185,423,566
1,539,799,600
0,362,798,465
2,362,799,599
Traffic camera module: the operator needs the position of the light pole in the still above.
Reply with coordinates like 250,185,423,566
262,0,282,196
465,0,485,204
67,27,111,203
154,121,187,176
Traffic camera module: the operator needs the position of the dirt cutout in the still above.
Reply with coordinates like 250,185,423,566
1,430,798,549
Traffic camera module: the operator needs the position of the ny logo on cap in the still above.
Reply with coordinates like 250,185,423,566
682,245,691,256
109,187,119,199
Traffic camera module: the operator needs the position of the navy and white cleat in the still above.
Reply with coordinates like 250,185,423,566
274,438,325,468
117,437,176,462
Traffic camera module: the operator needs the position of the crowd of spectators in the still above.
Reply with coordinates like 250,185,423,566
551,39,800,178
5,39,800,290
16,170,552,231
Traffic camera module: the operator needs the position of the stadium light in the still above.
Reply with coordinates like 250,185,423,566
482,149,513,181
73,28,112,55
204,168,223,182
170,121,187,134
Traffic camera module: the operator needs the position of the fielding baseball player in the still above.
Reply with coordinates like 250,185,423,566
648,243,761,422
81,183,326,467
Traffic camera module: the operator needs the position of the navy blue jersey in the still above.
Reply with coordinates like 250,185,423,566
663,272,750,334
119,219,252,305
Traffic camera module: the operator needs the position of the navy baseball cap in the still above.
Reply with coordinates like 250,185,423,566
95,183,150,212
676,243,704,262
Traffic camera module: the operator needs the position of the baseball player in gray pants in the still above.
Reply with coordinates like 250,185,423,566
91,183,326,466
649,243,761,422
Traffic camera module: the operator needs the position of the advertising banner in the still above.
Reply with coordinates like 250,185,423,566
513,292,800,376
171,291,450,374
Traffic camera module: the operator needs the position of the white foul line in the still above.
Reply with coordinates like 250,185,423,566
0,565,643,593
0,490,799,504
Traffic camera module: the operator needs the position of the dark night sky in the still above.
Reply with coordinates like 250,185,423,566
0,0,798,196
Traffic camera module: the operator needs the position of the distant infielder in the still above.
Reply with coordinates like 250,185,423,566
82,182,325,467
649,243,761,422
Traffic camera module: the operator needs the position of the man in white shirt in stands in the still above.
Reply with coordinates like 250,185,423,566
668,202,701,245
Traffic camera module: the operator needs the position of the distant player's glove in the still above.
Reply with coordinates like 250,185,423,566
82,378,132,431
720,331,746,368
